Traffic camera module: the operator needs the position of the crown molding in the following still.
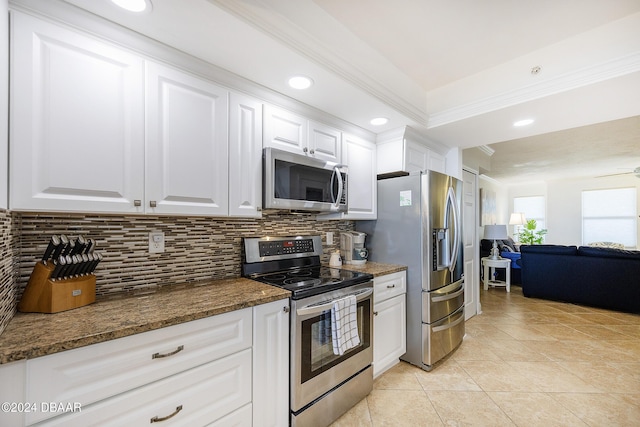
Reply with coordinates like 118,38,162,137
208,0,429,125
427,51,640,128
477,145,496,157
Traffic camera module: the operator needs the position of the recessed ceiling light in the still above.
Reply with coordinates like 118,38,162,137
288,76,313,90
513,119,534,127
110,0,152,13
370,117,388,126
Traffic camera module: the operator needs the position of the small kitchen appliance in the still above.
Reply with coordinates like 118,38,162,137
340,231,369,265
242,235,373,427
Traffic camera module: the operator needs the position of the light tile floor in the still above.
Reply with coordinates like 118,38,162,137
331,286,640,426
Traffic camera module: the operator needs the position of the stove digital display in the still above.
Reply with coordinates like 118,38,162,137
258,238,314,257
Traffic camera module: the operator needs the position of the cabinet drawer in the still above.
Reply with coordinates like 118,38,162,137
373,271,406,302
36,349,252,426
26,309,252,424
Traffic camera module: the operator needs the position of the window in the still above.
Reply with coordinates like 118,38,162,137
513,196,546,241
582,188,637,248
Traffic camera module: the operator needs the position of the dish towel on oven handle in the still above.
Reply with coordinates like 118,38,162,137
331,294,360,356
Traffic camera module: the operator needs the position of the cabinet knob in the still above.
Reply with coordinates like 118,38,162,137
283,306,290,313
373,311,378,316
309,149,315,155
257,206,262,212
303,147,308,153
134,200,142,207
150,201,157,208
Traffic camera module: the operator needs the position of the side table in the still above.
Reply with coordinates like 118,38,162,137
482,257,511,292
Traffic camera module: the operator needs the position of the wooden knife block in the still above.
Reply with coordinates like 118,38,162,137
18,262,96,314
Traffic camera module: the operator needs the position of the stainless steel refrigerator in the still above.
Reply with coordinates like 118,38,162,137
357,170,464,370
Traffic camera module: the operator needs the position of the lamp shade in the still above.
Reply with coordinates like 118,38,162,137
509,212,526,225
484,224,508,240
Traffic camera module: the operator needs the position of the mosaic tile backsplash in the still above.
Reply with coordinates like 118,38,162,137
14,211,354,299
0,210,17,337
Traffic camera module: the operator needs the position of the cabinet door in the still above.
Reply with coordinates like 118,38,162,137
146,62,229,216
26,309,251,424
252,299,290,427
405,140,429,172
341,134,377,219
373,294,406,378
308,120,341,162
229,92,262,218
10,12,145,213
373,271,407,304
263,105,307,155
428,150,446,174
38,350,252,427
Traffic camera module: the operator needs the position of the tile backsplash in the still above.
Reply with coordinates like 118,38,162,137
0,210,18,336
15,211,354,298
0,210,354,334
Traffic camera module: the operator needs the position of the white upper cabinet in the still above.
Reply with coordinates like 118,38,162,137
229,92,263,218
341,134,376,219
376,126,447,176
263,105,341,162
263,105,306,153
145,62,229,216
308,120,342,163
10,11,145,213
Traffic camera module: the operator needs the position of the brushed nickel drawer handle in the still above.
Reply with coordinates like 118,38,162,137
152,345,184,359
150,405,182,423
386,284,396,288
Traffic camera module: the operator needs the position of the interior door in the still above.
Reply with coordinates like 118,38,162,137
462,169,479,319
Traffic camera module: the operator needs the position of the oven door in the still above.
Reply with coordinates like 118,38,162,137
264,147,348,212
291,283,373,412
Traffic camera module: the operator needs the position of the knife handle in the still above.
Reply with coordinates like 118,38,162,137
50,255,67,281
84,239,94,254
71,236,87,255
61,238,75,257
41,235,61,265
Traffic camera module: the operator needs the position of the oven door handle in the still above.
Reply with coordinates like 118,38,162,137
296,288,373,316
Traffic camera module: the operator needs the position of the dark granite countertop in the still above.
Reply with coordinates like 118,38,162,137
335,262,407,277
0,278,290,364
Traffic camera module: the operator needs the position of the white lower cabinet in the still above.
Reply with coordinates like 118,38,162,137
252,300,290,427
2,299,289,427
36,350,252,426
373,271,407,378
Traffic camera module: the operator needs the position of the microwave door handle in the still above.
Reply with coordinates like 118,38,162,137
332,165,345,208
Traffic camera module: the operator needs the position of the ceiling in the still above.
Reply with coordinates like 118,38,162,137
55,0,640,182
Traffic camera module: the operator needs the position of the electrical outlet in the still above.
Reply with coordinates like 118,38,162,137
326,231,334,245
149,231,165,253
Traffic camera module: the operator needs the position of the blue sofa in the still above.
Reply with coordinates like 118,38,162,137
519,244,640,313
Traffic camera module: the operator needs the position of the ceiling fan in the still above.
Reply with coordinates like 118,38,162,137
596,166,640,179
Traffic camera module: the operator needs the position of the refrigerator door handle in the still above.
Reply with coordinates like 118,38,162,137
447,187,460,274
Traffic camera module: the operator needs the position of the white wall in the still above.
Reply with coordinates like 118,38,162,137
478,175,509,238
509,175,640,247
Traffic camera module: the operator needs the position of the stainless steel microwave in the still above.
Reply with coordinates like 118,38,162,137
263,148,348,213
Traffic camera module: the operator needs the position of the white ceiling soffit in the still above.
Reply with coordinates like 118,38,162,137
208,0,428,124
53,0,640,146
209,1,640,144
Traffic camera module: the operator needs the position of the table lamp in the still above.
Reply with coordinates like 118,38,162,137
484,224,508,260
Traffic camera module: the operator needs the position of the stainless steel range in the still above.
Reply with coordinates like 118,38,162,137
242,235,373,427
